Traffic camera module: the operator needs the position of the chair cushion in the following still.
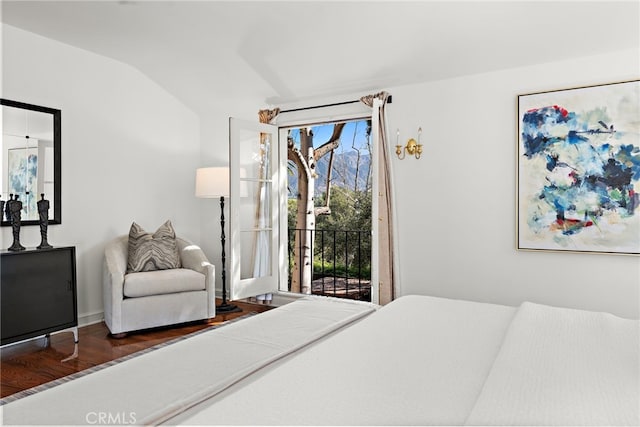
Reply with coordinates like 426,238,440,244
123,268,205,298
127,220,181,273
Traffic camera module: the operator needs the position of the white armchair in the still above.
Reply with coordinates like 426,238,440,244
103,235,216,337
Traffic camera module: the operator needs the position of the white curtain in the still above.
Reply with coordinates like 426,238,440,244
360,92,396,305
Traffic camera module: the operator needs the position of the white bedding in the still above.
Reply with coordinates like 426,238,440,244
465,302,640,426
168,295,517,425
2,294,638,426
169,295,639,426
1,296,377,426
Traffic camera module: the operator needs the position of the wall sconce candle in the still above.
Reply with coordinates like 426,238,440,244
395,127,423,160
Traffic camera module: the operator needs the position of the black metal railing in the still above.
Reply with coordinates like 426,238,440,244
287,228,371,301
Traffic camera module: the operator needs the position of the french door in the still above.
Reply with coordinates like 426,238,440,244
229,111,383,304
228,118,283,300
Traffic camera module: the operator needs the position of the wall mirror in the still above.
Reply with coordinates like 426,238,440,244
1,99,61,226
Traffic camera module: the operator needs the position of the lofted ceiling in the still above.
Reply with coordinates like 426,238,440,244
1,1,639,114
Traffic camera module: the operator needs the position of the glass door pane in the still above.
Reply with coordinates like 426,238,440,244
229,118,279,300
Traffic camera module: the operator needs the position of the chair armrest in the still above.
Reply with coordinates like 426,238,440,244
103,235,128,333
104,236,128,277
180,244,211,274
178,238,216,318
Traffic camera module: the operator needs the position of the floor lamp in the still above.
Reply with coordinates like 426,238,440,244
195,167,241,314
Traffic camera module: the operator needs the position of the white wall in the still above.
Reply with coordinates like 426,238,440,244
387,48,640,319
1,25,201,324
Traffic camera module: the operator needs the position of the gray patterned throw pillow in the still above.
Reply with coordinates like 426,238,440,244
126,220,182,273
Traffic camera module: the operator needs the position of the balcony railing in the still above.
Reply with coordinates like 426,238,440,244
288,228,371,302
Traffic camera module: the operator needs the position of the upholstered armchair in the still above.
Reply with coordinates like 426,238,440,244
103,235,216,337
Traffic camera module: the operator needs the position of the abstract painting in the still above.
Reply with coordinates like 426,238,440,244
7,147,38,220
518,80,640,255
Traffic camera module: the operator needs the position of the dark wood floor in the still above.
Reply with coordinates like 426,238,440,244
0,299,273,399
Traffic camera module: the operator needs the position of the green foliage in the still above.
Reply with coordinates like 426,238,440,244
315,186,372,277
287,186,373,282
311,228,371,278
287,198,297,231
312,260,371,280
316,186,372,232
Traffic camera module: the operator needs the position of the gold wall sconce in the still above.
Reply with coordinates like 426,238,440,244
395,127,423,160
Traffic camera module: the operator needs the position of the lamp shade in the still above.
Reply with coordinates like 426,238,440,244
195,167,229,198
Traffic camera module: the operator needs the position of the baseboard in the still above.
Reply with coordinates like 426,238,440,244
78,310,104,327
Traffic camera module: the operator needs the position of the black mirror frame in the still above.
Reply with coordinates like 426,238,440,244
1,98,61,226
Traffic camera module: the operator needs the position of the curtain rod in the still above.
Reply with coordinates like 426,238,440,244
279,95,392,114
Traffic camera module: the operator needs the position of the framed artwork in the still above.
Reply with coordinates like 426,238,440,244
7,147,38,220
518,80,640,255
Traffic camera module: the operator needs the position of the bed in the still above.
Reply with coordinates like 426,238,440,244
1,294,638,426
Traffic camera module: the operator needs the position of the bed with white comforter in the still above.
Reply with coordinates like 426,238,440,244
2,294,638,426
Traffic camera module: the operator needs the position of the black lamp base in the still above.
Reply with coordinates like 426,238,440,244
216,195,242,315
217,302,242,314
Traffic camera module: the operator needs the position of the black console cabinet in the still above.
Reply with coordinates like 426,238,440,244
1,246,78,346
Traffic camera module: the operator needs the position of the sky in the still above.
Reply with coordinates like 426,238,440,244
288,120,370,152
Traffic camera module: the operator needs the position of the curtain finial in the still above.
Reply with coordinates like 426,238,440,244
359,91,390,108
258,108,280,124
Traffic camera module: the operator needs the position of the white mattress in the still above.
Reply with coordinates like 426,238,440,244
167,294,517,425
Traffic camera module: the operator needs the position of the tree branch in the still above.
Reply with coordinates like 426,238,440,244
315,206,332,216
314,122,346,160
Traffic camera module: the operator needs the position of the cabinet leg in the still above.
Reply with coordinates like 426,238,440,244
61,343,79,362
